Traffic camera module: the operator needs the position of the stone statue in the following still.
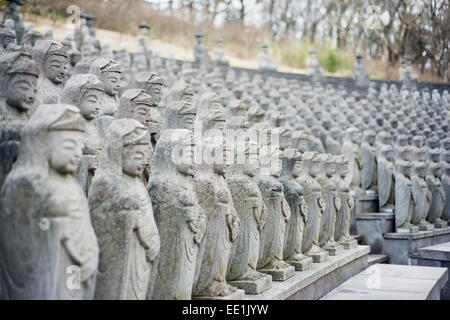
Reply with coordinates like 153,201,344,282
226,140,272,294
89,119,160,300
342,127,363,192
411,162,435,231
213,38,229,67
30,40,68,114
0,52,39,190
426,162,447,228
258,43,277,72
334,156,358,249
296,152,329,262
257,146,295,280
2,0,24,44
148,129,206,299
316,154,344,255
192,137,243,299
134,72,165,146
0,104,99,299
0,24,17,51
280,148,313,270
398,55,418,89
306,48,324,82
167,80,195,105
361,130,377,192
117,89,153,129
353,52,370,88
378,146,395,212
395,161,418,233
193,32,211,68
61,74,103,195
89,57,122,138
442,163,450,223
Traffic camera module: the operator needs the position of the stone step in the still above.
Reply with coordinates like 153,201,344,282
356,212,394,254
368,254,388,266
243,245,370,300
321,264,449,300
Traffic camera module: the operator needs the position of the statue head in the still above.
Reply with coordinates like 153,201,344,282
195,32,204,45
17,104,86,176
167,80,194,104
309,153,322,178
363,130,376,146
88,57,121,95
117,89,153,128
412,135,424,148
134,72,164,107
324,153,336,177
338,156,350,178
32,40,68,85
414,162,427,179
0,27,16,50
427,149,441,164
396,134,409,147
260,145,283,178
164,100,196,132
61,74,104,121
429,162,442,179
0,51,39,113
291,131,309,153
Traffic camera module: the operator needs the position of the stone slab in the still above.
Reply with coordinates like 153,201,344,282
321,264,448,300
307,251,329,263
384,227,450,265
356,212,394,254
228,275,272,295
419,224,435,231
259,266,295,281
342,239,358,250
243,245,370,300
368,254,388,266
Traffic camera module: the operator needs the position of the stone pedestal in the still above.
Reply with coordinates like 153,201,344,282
384,227,450,265
307,251,329,263
243,246,370,300
193,288,245,300
228,275,272,295
323,245,344,256
397,226,420,234
351,194,379,236
259,265,295,281
380,206,394,213
288,257,313,271
434,221,448,229
419,224,435,231
356,212,394,254
341,239,358,250
410,242,450,300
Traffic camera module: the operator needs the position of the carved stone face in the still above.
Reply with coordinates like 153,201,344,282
80,89,102,120
149,84,162,106
5,73,38,112
340,162,349,177
326,162,336,176
44,55,67,84
122,144,148,177
131,104,152,128
181,113,196,132
292,159,302,178
102,71,121,96
310,160,321,177
49,131,83,175
176,141,195,176
3,35,16,50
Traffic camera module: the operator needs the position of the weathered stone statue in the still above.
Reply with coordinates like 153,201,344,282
398,55,418,89
258,43,277,72
61,74,103,195
226,140,272,294
257,146,295,280
0,20,18,51
0,52,39,189
30,40,68,114
213,38,229,67
148,129,206,299
411,162,435,231
378,146,395,212
395,161,418,233
89,119,160,300
117,89,154,129
442,163,450,223
2,0,24,44
192,137,243,299
296,152,329,262
280,148,313,270
361,130,377,192
426,162,447,228
306,48,324,82
193,32,211,68
167,80,195,105
89,57,122,138
353,52,370,88
134,72,165,146
334,156,358,249
0,104,99,299
317,154,344,255
342,127,363,192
